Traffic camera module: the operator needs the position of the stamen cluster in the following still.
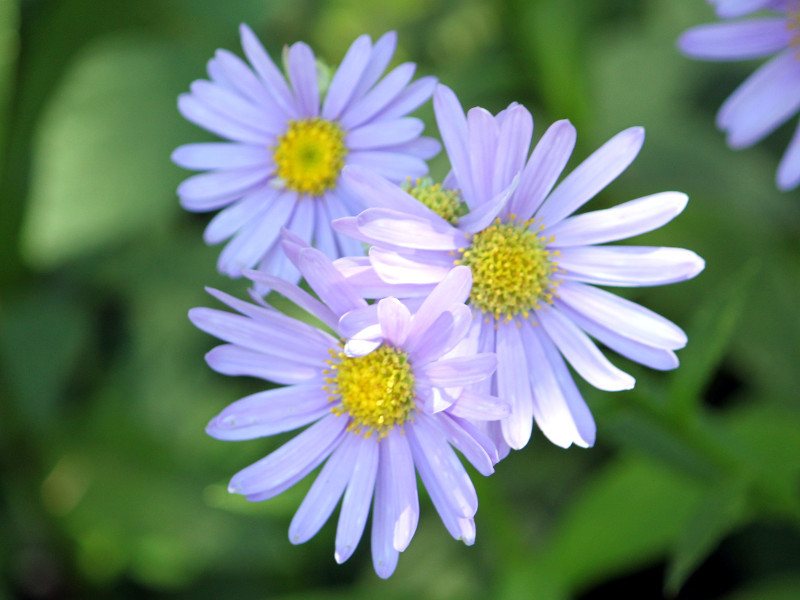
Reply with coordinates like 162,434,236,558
324,344,417,438
457,216,558,321
404,177,467,225
273,118,347,196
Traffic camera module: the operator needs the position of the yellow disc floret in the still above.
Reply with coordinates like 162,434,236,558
273,118,347,196
403,177,468,225
456,216,559,322
324,344,416,438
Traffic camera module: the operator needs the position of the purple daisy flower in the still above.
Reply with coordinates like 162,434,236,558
172,25,440,281
334,85,705,454
678,0,800,190
189,232,506,578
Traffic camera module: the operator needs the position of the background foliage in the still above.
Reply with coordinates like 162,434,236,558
2,0,800,598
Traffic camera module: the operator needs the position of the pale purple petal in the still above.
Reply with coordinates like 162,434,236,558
178,94,269,145
339,165,433,216
678,18,791,61
467,107,500,203
172,143,271,170
334,256,433,299
340,63,416,130
311,197,338,259
495,322,534,450
385,429,419,552
346,118,425,150
325,191,370,257
189,80,284,134
507,119,576,219
777,118,800,190
537,127,645,227
354,208,466,250
336,437,379,564
213,48,286,115
416,354,498,388
433,85,477,207
718,50,800,148
377,297,412,347
404,265,473,350
449,389,510,421
493,103,534,196
204,344,320,384
407,305,472,366
546,191,688,247
295,247,368,316
203,190,271,245
555,281,688,350
435,412,497,476
229,413,347,496
349,31,397,103
347,151,428,181
244,271,340,331
520,324,596,448
322,34,372,120
710,0,777,18
177,168,270,211
554,300,680,371
239,24,298,119
289,433,361,545
215,191,294,276
287,41,320,117
458,177,517,234
558,246,706,287
394,136,442,160
537,306,635,391
375,75,438,122
207,383,330,441
369,246,454,285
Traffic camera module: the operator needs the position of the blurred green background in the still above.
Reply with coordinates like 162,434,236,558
2,0,800,598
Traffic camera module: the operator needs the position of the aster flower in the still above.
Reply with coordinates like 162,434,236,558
189,232,506,578
334,84,705,454
678,0,800,190
172,25,440,281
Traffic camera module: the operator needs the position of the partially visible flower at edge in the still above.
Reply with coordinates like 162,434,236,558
173,25,440,282
678,0,800,190
189,231,507,578
334,84,705,456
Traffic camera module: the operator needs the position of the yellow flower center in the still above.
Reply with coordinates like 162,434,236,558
456,216,559,321
324,345,416,438
403,177,468,226
273,118,347,196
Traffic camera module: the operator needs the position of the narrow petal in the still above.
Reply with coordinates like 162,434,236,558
213,48,286,115
369,246,454,285
239,24,298,118
778,118,800,191
508,119,576,219
377,297,412,347
229,413,347,495
433,85,477,207
355,208,466,250
558,246,706,287
711,0,778,18
189,80,283,134
347,151,428,181
435,412,497,476
394,135,441,160
375,74,438,122
458,177,517,234
537,306,636,391
555,280,688,349
467,107,500,203
204,344,320,385
405,266,473,350
339,165,433,216
177,168,269,211
334,256,433,299
520,324,596,448
416,353,498,388
449,389,510,421
349,31,397,103
287,41,320,117
340,62,415,130
289,433,361,545
203,190,271,245
346,118,424,150
678,19,791,61
172,143,271,170
496,322,534,450
244,270,340,331
335,437,379,564
178,94,269,145
546,191,689,247
207,383,330,440
493,103,534,196
296,247,368,315
537,127,645,227
322,34,372,120
718,50,800,148
407,304,472,366
555,300,680,370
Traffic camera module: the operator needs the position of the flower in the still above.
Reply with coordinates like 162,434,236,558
173,25,440,281
334,85,705,455
189,231,507,578
678,0,800,190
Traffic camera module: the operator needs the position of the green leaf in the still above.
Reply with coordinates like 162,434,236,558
665,478,748,594
667,260,759,419
21,34,192,267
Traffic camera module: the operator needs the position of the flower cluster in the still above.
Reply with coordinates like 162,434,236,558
176,26,703,577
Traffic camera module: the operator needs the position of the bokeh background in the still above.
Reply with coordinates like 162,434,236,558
2,0,800,598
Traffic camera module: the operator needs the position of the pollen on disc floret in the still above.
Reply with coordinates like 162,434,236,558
456,215,560,322
403,177,468,226
324,345,417,438
273,117,347,196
